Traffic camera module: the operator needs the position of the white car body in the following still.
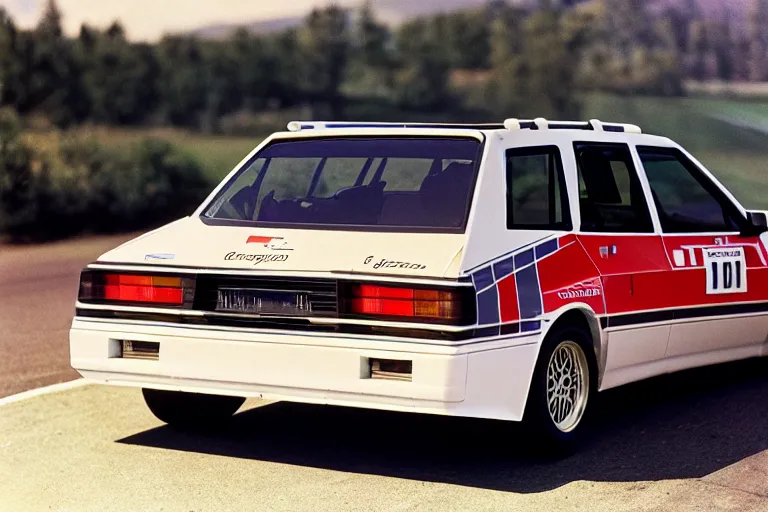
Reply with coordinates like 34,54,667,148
70,119,768,424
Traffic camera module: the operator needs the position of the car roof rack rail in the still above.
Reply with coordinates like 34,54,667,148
503,118,642,133
287,119,642,134
287,121,506,132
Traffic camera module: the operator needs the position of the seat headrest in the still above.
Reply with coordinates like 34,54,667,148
420,162,473,191
578,150,623,204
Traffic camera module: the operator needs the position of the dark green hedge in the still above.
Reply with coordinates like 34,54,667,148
0,108,210,242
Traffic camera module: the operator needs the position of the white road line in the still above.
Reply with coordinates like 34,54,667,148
0,379,90,407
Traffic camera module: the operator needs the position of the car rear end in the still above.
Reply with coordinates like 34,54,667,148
69,126,539,422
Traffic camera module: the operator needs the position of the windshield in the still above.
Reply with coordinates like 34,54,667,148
201,137,482,232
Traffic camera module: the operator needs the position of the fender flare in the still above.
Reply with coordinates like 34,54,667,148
540,303,607,387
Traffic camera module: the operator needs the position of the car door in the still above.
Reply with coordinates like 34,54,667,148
572,142,672,380
636,146,768,358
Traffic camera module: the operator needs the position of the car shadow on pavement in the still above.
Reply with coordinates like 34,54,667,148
118,357,768,493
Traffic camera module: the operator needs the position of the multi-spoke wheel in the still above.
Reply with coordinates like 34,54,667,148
523,325,597,454
546,341,590,433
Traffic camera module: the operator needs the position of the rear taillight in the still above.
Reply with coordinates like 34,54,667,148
79,271,194,306
345,283,471,323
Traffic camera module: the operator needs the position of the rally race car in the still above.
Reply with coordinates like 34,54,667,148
70,118,768,451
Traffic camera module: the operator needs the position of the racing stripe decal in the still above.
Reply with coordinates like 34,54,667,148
492,255,515,281
515,264,543,319
535,238,558,260
514,248,534,269
477,286,500,325
471,237,556,327
471,266,494,291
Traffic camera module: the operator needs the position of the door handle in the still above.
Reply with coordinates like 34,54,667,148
599,245,618,258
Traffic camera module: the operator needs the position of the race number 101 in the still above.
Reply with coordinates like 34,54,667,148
703,247,747,295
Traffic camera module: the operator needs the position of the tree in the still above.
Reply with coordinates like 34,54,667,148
356,2,390,69
442,10,490,69
37,0,63,38
266,29,303,107
74,22,160,124
393,46,451,110
156,36,209,127
489,4,524,70
19,0,87,126
0,107,49,238
488,4,579,118
520,7,579,117
0,8,21,107
298,6,351,119
748,0,768,81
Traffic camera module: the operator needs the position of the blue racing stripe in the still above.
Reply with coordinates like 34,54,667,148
535,238,558,260
477,286,500,325
514,248,534,269
492,255,515,281
521,320,542,332
472,267,494,290
515,263,543,319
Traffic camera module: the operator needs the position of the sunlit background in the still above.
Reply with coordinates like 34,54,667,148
1,0,768,242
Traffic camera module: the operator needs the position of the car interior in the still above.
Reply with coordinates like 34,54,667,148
227,159,477,229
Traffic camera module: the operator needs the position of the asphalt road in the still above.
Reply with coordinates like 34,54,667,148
1,363,767,511
0,234,133,397
1,234,767,511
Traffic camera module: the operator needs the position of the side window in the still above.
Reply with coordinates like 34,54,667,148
505,146,571,230
574,143,653,233
637,147,741,233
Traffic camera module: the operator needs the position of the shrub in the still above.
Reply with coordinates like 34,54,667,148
0,108,55,240
0,110,211,241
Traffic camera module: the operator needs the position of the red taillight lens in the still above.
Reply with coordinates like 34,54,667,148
79,272,190,306
348,284,464,321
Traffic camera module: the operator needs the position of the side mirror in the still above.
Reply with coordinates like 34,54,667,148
743,211,768,236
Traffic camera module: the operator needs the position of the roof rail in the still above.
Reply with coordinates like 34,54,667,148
286,121,505,132
503,118,642,134
286,119,642,134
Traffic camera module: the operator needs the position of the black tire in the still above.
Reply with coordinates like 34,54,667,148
522,325,598,456
142,388,245,431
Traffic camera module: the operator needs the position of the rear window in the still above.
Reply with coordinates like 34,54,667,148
202,137,482,232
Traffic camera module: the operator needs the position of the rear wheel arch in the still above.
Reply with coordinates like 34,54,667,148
521,307,602,453
543,306,604,383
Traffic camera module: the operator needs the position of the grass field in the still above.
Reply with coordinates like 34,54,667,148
583,94,768,210
23,96,768,210
24,126,262,183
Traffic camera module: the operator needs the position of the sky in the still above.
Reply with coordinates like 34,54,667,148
0,0,363,41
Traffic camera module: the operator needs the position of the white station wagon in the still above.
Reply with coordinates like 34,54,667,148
70,118,768,451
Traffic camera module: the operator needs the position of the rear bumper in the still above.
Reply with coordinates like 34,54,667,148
70,318,541,421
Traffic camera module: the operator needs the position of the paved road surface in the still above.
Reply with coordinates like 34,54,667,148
1,362,767,511
1,234,767,511
0,234,133,397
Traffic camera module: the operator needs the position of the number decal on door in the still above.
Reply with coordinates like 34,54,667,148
703,247,747,294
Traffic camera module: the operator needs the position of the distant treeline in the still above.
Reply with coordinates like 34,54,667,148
2,0,768,131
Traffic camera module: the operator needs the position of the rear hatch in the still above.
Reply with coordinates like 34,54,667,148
99,219,469,278
100,135,484,279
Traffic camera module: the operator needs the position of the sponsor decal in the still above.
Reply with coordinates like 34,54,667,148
556,279,602,300
703,246,747,294
246,235,293,251
364,256,426,271
144,253,175,261
224,252,289,265
670,236,767,268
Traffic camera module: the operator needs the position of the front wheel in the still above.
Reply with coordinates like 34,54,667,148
142,388,245,430
522,326,597,455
